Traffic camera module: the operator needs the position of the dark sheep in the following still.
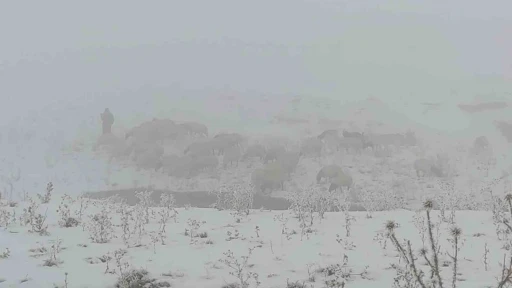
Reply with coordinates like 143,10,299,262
316,165,344,183
243,144,267,161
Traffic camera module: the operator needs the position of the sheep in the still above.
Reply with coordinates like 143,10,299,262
342,130,365,140
209,137,239,155
132,143,164,171
130,141,164,161
264,145,286,163
213,133,245,146
317,129,339,140
169,156,197,178
223,145,242,168
276,150,301,176
179,121,208,137
184,141,213,157
413,158,444,178
242,144,266,161
369,133,406,150
251,162,287,194
473,136,489,151
190,155,219,174
337,137,363,153
160,154,180,174
328,171,354,192
126,118,186,143
300,137,323,157
316,164,344,183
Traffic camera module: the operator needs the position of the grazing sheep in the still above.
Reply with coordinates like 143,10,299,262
179,121,208,137
370,133,406,150
342,130,364,140
473,136,489,151
132,143,164,171
169,155,196,178
413,158,444,178
316,164,344,183
191,155,219,173
184,141,213,157
243,144,266,161
300,137,323,157
264,145,286,163
130,141,164,161
337,137,363,153
213,133,245,145
162,155,213,178
223,145,242,168
126,118,186,143
404,130,417,146
276,150,301,176
328,171,354,192
209,136,239,155
317,129,339,140
251,162,287,194
160,154,180,174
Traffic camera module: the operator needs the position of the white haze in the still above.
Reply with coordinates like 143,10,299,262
0,0,511,194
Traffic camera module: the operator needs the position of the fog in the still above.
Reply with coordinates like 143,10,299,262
1,1,512,193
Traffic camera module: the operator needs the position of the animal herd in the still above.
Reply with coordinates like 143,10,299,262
95,117,495,196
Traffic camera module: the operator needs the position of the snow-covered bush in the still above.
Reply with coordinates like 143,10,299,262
114,268,170,288
37,182,53,204
23,198,49,235
219,248,260,288
157,193,179,244
211,183,254,216
87,208,115,244
56,195,79,228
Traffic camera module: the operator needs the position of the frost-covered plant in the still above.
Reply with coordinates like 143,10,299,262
386,200,448,288
185,218,205,243
113,249,130,276
0,166,20,203
118,201,132,247
319,254,369,287
490,193,512,243
38,182,53,204
219,248,260,288
211,183,254,216
287,186,315,227
87,208,115,243
435,180,458,224
114,268,170,288
24,198,49,235
0,248,10,259
157,193,178,245
135,191,154,224
56,195,79,228
74,195,89,222
0,207,15,229
359,185,407,213
333,188,355,237
132,197,151,246
43,238,63,267
358,187,379,218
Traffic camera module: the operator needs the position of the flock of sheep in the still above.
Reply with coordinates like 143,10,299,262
94,117,494,195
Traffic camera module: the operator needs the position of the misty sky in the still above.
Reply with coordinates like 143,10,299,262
1,0,511,124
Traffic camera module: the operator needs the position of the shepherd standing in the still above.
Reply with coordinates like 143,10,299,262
100,108,114,135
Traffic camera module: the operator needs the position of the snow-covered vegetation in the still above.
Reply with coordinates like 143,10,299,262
2,94,512,287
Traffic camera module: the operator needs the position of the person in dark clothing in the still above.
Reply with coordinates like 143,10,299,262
101,108,114,134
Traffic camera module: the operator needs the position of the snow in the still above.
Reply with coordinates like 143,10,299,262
1,95,512,287
0,194,510,288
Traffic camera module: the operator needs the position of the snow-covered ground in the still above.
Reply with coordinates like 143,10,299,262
1,191,512,288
